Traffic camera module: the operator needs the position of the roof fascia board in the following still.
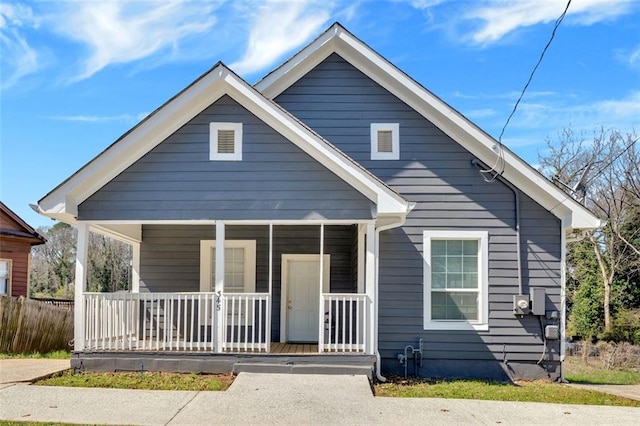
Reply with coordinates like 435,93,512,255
257,25,599,229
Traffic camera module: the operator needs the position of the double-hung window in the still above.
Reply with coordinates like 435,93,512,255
423,231,488,330
199,240,256,293
0,260,11,295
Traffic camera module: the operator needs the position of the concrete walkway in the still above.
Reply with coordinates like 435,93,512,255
1,373,639,425
566,383,640,401
0,358,70,387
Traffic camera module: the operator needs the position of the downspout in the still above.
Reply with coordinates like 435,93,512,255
374,210,413,382
472,159,522,294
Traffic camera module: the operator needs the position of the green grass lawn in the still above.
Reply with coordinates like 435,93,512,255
36,370,233,391
374,378,640,406
0,351,70,360
564,356,640,385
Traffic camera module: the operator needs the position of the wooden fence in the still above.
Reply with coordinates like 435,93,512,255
0,296,74,353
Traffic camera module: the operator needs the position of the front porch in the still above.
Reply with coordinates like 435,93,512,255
74,222,377,358
82,291,369,354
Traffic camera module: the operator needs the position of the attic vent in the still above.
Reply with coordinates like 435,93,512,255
377,130,393,153
217,130,236,154
371,123,399,160
210,122,242,161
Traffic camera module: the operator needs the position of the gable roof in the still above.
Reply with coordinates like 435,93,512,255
0,201,46,245
38,62,411,225
255,22,602,232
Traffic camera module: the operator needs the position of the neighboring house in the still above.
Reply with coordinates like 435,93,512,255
36,24,600,381
0,202,46,297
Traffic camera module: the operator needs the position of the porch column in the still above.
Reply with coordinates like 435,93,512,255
318,223,325,354
74,223,89,352
131,242,140,293
267,223,273,351
215,222,225,353
365,223,375,355
357,224,365,294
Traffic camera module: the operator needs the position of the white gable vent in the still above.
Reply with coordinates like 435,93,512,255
371,123,399,160
210,122,242,161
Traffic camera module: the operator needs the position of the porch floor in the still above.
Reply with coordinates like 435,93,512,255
271,343,318,354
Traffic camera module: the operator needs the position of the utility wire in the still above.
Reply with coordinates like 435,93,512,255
481,0,572,182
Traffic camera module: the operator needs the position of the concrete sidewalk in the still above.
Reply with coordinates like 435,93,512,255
0,359,70,387
1,373,639,425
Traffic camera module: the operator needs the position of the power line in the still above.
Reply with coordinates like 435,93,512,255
481,0,572,183
497,0,572,144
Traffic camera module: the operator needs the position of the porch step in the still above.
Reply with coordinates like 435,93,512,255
233,362,373,378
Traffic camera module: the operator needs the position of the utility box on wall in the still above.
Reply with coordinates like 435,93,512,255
531,288,546,316
513,294,530,315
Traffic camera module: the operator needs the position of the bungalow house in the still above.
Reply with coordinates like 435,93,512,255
1,202,46,297
35,24,600,381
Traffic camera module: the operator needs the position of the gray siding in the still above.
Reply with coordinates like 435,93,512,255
139,224,357,341
78,95,373,221
276,53,562,379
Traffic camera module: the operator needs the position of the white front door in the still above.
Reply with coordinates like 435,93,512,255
287,260,320,342
282,254,330,343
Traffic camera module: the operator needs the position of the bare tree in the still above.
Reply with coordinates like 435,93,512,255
539,128,640,333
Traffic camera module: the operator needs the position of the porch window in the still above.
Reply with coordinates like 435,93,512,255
370,123,399,160
199,240,256,293
0,259,10,295
423,231,488,331
209,122,242,161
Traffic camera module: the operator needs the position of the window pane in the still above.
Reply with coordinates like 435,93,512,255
448,256,462,273
447,240,463,256
212,247,245,292
432,240,447,256
447,273,463,288
0,261,8,295
432,273,446,289
463,256,478,274
462,272,478,288
431,256,446,273
463,240,478,255
431,291,478,320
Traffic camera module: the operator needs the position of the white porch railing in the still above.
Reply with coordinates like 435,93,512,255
83,292,269,352
321,293,368,353
222,293,270,353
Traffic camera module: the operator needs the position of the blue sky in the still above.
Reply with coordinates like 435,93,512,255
1,0,639,228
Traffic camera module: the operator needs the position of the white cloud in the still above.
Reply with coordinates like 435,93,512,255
44,114,140,123
52,1,218,82
508,91,640,136
408,0,448,9
464,0,634,45
230,0,331,76
0,3,40,89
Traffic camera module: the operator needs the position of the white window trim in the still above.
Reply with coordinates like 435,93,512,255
370,123,399,160
209,122,242,161
423,230,489,331
0,259,11,296
199,240,256,293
